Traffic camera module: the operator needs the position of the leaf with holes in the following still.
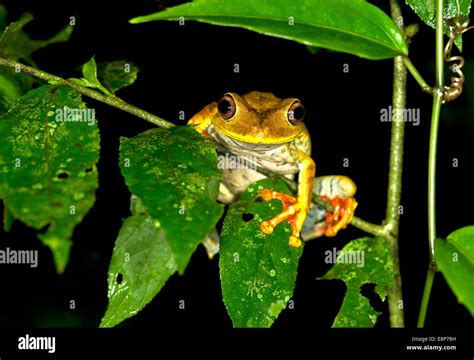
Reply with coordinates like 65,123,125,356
130,0,408,60
100,196,178,328
220,178,302,328
319,237,393,327
435,226,474,315
0,12,73,61
97,60,139,94
405,0,472,50
0,85,100,273
119,126,223,274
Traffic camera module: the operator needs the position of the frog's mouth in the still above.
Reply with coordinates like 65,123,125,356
215,126,298,146
216,130,285,151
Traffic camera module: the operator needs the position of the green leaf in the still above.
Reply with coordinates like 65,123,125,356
0,85,100,273
0,13,73,61
82,57,99,86
220,178,302,328
69,57,112,96
100,196,178,328
97,60,139,94
119,126,223,274
0,67,33,101
405,0,472,51
130,0,408,60
319,237,393,327
435,226,474,316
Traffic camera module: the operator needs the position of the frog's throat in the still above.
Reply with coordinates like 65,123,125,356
214,125,299,145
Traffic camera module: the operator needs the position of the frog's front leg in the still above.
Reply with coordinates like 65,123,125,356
302,176,358,241
260,150,315,248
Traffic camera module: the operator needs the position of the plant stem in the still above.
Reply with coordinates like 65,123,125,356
427,93,442,265
387,0,406,328
417,266,436,327
350,217,386,237
418,0,444,328
435,0,445,89
0,56,174,128
403,57,432,93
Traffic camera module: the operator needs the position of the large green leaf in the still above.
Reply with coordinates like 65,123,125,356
220,178,302,328
435,226,474,316
0,13,73,61
0,85,100,272
100,196,178,328
405,0,472,50
130,0,408,60
119,126,223,273
319,237,393,327
97,60,139,94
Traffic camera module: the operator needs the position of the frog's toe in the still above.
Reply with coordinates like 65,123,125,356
259,188,305,248
323,196,358,237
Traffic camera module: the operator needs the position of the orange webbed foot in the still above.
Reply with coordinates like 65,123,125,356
322,196,358,237
259,189,307,248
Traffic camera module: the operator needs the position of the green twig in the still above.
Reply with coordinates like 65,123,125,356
417,267,436,327
403,57,433,93
350,217,386,237
387,0,407,328
418,0,445,327
0,56,174,129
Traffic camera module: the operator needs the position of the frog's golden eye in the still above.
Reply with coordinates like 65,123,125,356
287,100,305,125
218,94,237,121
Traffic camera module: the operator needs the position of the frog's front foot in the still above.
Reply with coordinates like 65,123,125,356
259,189,307,248
322,196,358,237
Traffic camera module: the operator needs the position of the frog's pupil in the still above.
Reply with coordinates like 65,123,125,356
218,99,231,114
293,105,305,120
218,96,236,120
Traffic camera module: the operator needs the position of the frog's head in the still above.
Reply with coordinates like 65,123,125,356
211,91,306,144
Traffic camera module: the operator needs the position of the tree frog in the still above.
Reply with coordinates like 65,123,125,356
188,91,357,256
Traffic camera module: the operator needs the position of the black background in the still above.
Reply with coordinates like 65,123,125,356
0,0,472,343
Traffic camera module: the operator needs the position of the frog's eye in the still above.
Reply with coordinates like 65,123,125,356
287,101,305,125
218,94,237,121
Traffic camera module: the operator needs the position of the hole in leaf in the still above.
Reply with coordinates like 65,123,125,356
57,171,69,179
360,283,384,312
116,273,124,284
38,224,51,234
242,213,254,222
84,166,93,173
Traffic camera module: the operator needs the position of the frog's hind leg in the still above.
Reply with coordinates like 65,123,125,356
303,175,358,240
314,175,357,198
301,205,327,241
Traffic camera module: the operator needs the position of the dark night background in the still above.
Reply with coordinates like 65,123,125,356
0,0,472,339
